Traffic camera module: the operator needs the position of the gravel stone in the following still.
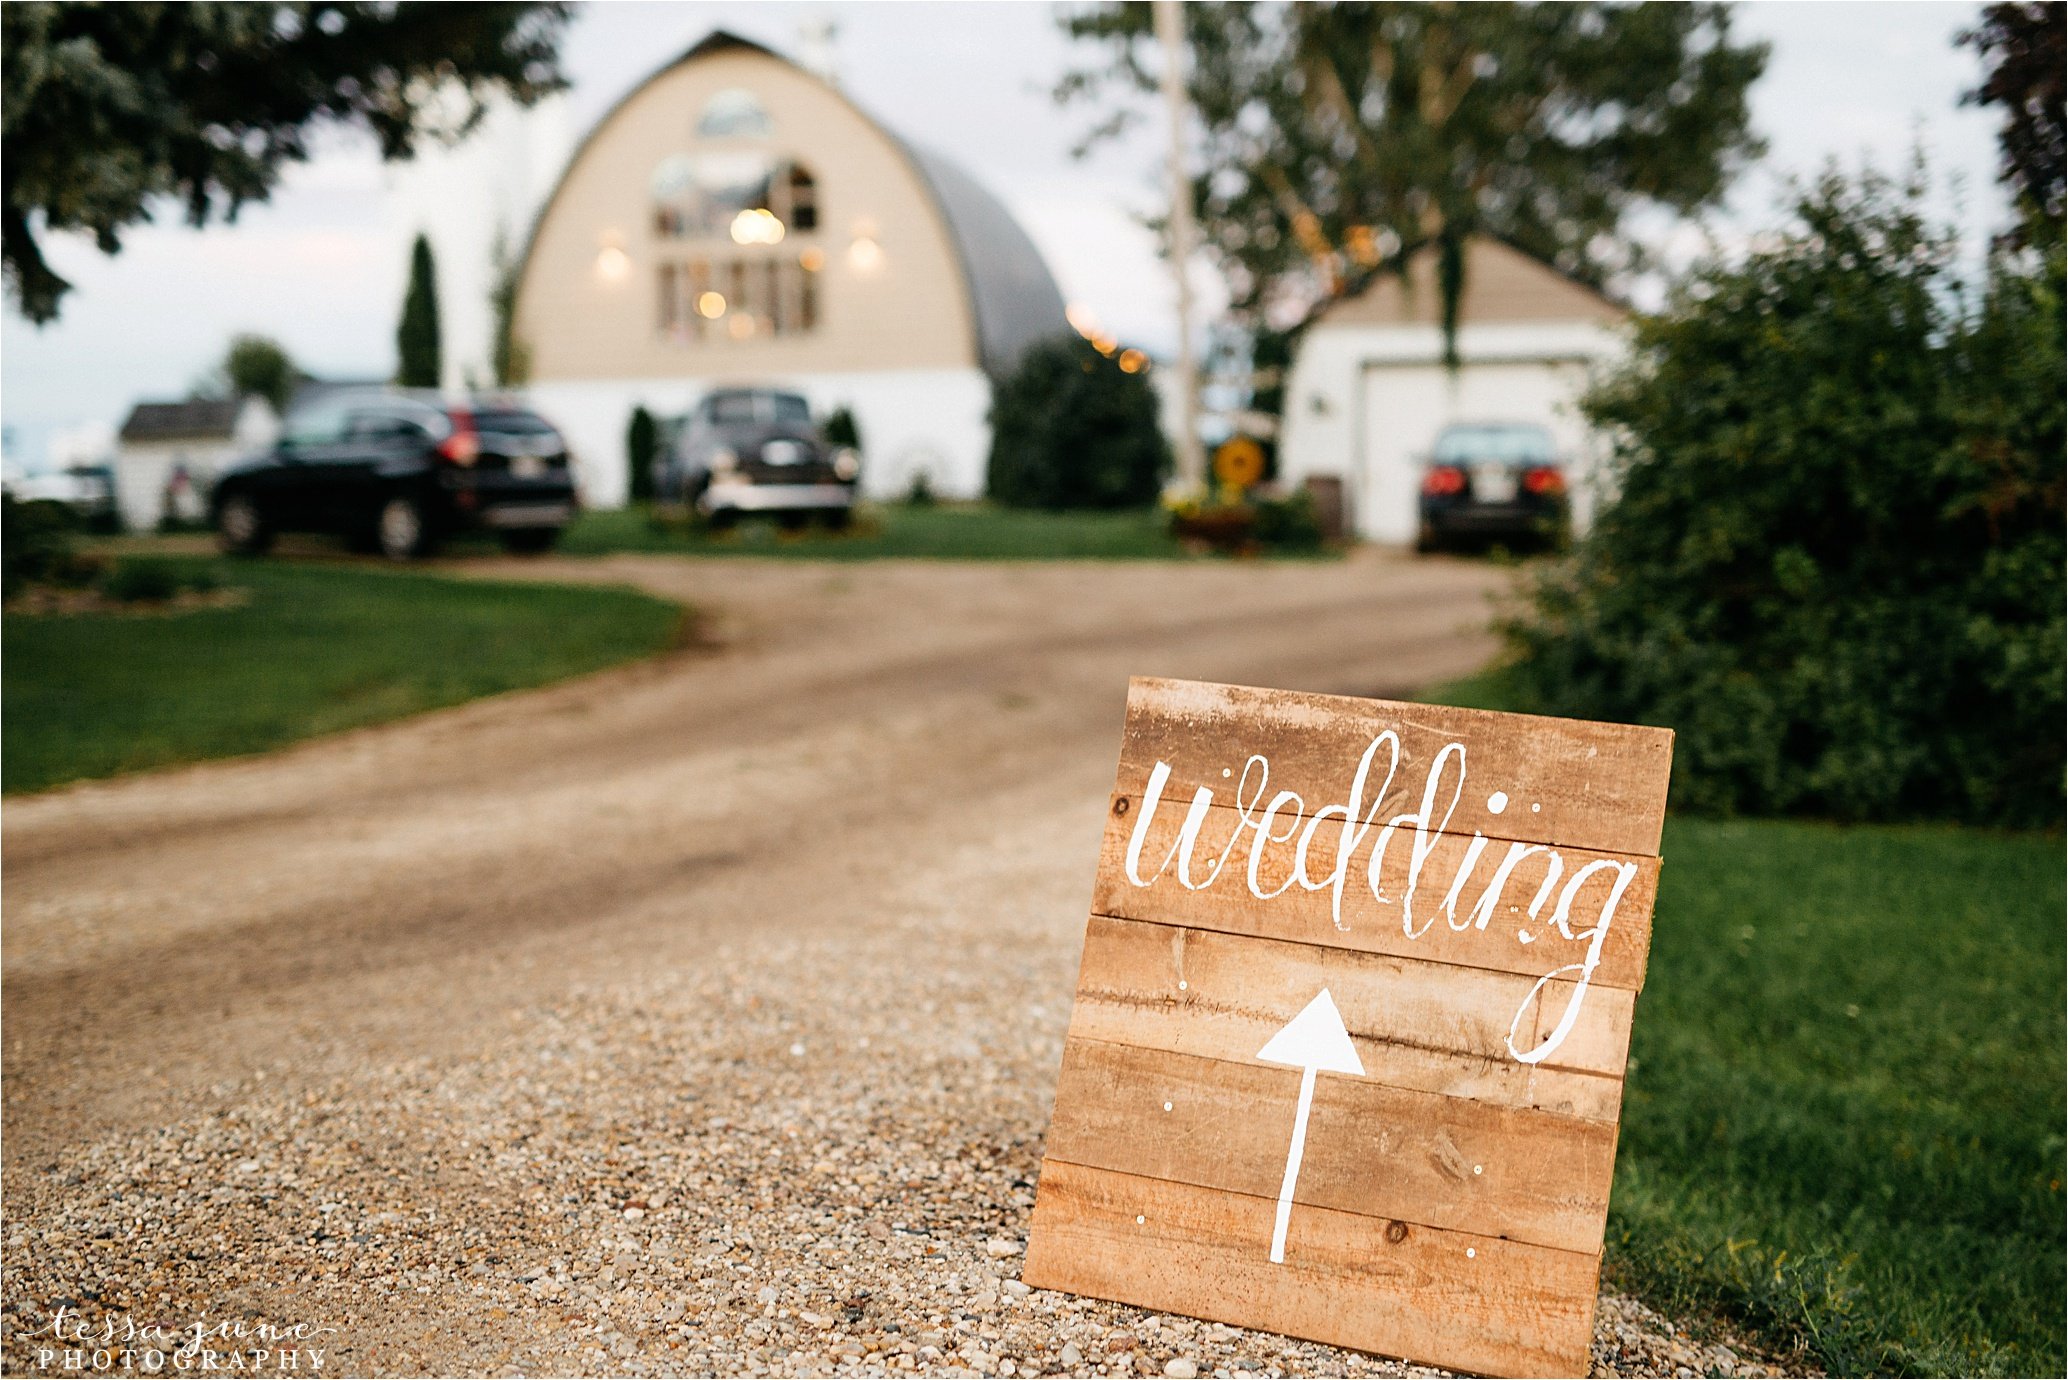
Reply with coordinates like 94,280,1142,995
0,556,1810,1377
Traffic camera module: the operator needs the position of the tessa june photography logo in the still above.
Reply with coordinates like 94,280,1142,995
29,1307,339,1373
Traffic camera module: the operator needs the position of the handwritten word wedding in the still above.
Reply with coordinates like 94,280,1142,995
1122,732,1638,1065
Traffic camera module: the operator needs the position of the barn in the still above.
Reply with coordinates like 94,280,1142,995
511,31,1069,506
1276,237,1627,545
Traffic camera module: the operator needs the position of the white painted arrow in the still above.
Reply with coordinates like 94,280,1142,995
1257,988,1365,1264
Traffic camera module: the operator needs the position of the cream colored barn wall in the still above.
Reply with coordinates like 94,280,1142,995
515,48,977,382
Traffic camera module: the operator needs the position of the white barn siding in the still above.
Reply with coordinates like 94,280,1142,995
527,367,992,508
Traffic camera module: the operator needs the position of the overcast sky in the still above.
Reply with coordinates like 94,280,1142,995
1,1,2010,469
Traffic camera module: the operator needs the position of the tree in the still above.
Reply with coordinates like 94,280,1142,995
1960,2,2065,244
489,227,531,387
626,405,658,503
220,334,296,413
1060,3,1767,364
396,233,441,389
2,2,572,323
1502,168,2065,827
988,335,1169,509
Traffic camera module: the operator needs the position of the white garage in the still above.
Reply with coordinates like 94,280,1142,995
1277,237,1627,545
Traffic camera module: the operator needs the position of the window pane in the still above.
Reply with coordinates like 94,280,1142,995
284,402,350,445
697,89,773,139
1433,425,1555,464
710,393,758,424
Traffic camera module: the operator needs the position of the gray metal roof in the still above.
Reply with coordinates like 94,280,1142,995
895,141,1069,379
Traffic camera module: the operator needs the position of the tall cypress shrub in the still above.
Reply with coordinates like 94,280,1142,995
396,233,442,389
626,406,658,503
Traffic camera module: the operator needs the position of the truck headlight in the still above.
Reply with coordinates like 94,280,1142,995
832,448,860,482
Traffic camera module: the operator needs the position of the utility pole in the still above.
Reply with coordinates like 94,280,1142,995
1154,0,1205,489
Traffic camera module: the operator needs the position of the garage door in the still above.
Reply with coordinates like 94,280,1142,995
1356,359,1592,544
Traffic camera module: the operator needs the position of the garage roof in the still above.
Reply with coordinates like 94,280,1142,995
1320,237,1625,329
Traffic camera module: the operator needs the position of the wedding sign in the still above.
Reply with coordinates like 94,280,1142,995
1023,677,1674,1377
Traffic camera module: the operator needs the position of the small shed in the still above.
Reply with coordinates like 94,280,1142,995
1277,237,1627,545
115,397,278,532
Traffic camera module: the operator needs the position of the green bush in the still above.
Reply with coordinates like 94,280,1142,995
2,494,97,599
987,335,1169,509
1251,489,1325,552
101,557,183,603
1503,170,2065,826
823,404,862,453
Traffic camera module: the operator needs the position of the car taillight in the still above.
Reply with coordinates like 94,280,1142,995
1422,465,1467,497
439,409,479,467
1523,466,1565,495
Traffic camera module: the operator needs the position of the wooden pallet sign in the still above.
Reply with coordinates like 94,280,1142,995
1024,677,1674,1378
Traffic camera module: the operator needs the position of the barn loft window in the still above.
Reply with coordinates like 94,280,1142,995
650,153,820,241
697,89,773,139
650,149,822,344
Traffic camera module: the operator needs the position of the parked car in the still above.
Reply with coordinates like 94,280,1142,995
658,387,859,527
1415,422,1568,552
212,392,578,560
5,463,119,532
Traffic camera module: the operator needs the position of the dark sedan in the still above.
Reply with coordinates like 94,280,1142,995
1415,422,1569,552
658,387,859,528
213,393,578,559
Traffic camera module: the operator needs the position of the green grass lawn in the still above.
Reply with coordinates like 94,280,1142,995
1428,671,2066,1376
555,501,1313,561
3,558,682,795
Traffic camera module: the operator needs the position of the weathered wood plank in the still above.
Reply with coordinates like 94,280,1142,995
1095,790,1657,991
1117,677,1675,858
1044,1037,1618,1254
1022,1159,1599,1378
1065,915,1630,1120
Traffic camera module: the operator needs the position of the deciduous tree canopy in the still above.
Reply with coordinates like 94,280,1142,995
1060,2,1767,356
219,334,297,413
2,1,572,323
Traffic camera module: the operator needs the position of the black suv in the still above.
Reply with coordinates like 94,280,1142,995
212,392,578,560
657,388,859,527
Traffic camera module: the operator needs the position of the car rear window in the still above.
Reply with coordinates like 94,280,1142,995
709,394,759,424
471,409,559,437
1433,425,1555,464
770,395,811,424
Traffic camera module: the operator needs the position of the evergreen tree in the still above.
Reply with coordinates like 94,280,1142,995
626,406,658,503
396,233,442,389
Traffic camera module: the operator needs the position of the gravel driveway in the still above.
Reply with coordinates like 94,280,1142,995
1,551,1785,1378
